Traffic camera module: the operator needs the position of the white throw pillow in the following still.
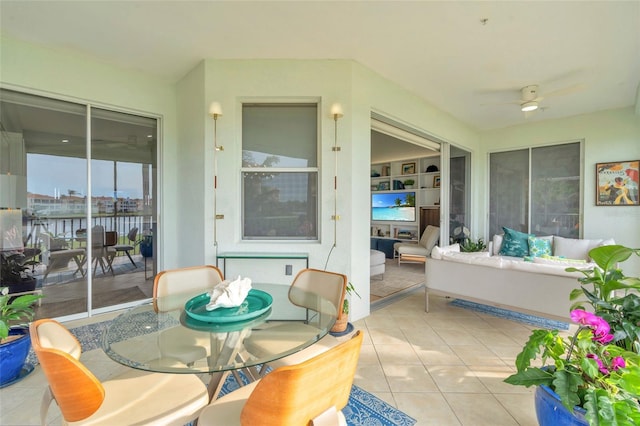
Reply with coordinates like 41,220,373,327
492,234,503,256
431,243,459,259
553,236,594,261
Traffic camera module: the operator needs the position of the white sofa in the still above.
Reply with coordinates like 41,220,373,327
425,234,614,321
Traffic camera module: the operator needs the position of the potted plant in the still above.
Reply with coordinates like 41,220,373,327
0,252,39,295
330,282,361,334
403,179,415,189
460,237,486,253
504,245,640,425
0,286,42,386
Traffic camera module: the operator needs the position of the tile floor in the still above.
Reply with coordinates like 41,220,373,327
1,289,551,425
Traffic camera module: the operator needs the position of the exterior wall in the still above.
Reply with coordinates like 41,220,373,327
479,107,640,276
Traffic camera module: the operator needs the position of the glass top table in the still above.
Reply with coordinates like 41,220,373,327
101,283,337,399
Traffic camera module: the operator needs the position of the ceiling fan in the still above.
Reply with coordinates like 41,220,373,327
518,83,585,115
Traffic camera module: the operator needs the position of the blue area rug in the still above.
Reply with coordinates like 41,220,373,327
28,319,416,426
450,298,570,330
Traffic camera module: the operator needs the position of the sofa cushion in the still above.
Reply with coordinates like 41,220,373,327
431,243,460,260
554,236,596,261
499,227,532,257
528,235,553,258
533,255,588,265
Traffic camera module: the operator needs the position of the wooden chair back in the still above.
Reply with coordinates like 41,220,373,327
153,265,224,312
240,330,363,425
30,319,105,423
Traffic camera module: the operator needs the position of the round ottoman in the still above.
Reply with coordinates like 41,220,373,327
370,249,386,278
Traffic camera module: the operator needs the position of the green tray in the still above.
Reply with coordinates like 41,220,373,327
184,289,273,323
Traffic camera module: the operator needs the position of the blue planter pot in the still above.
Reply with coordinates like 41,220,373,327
0,329,31,387
535,384,588,426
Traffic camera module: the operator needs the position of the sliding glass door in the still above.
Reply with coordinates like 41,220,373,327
0,89,158,319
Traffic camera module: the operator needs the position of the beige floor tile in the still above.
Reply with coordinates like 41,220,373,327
444,393,519,425
357,342,381,364
494,392,538,426
413,345,465,366
394,392,462,425
434,328,482,346
468,365,532,394
354,363,390,392
367,327,410,345
450,344,508,366
383,364,440,392
375,343,422,364
427,365,489,393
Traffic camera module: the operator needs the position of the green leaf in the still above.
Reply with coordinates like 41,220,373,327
618,366,640,397
589,245,634,271
552,370,583,412
504,367,553,387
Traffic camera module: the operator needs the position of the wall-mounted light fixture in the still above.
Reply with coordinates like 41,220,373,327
330,103,343,248
209,102,224,249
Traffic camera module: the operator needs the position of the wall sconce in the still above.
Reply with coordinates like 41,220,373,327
209,102,224,151
209,102,224,249
330,103,343,248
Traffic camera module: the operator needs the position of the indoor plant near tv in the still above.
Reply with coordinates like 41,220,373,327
0,286,42,386
505,245,640,425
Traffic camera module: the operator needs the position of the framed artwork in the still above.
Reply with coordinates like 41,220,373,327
596,160,639,206
377,181,390,191
433,175,441,188
401,162,416,175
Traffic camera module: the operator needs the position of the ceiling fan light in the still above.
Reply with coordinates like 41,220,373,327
521,101,538,112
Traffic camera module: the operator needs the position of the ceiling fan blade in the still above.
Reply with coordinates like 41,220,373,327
543,83,586,99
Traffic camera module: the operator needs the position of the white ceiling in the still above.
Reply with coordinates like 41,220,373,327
1,1,639,131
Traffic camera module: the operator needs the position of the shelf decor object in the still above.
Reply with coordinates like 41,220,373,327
401,162,416,175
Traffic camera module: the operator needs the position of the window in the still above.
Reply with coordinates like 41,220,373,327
241,104,318,240
489,142,582,238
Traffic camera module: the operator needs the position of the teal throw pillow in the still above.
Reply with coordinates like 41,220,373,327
528,236,552,258
498,227,531,257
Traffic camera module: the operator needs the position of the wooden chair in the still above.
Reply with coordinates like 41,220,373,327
152,265,224,365
30,318,208,426
243,268,346,373
198,330,363,426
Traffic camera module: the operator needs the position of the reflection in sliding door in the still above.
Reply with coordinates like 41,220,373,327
90,108,157,311
0,88,157,320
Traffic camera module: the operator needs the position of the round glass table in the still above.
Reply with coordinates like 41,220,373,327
101,283,337,400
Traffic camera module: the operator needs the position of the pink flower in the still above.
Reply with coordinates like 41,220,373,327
570,309,612,343
594,333,614,344
611,356,626,371
587,353,610,375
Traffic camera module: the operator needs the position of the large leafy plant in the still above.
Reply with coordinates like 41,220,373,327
0,286,42,342
505,245,640,425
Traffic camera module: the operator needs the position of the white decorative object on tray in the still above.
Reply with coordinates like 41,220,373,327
206,276,252,311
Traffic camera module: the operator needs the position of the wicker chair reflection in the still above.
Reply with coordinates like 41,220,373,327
107,227,139,267
39,233,85,282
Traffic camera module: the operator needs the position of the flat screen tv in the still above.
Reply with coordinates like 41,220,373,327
371,191,416,222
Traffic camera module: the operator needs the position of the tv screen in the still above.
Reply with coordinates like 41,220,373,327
371,191,416,222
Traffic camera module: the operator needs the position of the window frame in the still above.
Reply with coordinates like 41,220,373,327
488,140,584,239
240,101,320,241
